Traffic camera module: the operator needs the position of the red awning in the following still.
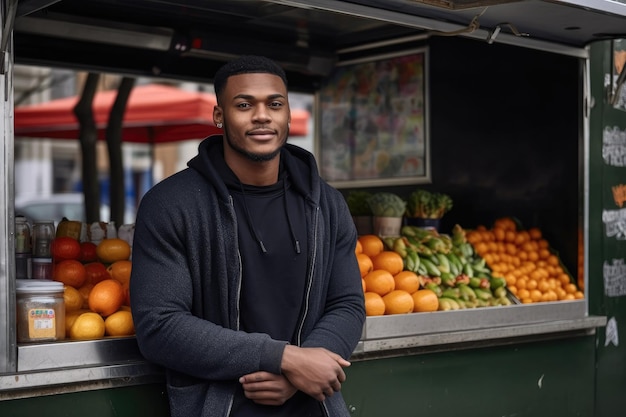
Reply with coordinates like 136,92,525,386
14,83,309,143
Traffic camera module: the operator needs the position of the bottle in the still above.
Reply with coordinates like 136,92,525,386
15,216,31,253
32,221,55,258
15,216,32,279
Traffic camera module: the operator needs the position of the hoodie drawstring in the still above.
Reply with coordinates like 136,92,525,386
238,179,301,255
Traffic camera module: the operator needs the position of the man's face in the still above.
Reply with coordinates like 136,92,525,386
214,73,291,162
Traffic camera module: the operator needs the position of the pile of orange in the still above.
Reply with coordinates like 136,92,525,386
466,217,584,304
356,234,439,316
53,234,135,340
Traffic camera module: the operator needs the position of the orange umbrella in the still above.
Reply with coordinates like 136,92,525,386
14,83,309,143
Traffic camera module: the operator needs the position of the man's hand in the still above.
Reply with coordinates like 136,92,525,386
239,371,297,406
280,346,350,402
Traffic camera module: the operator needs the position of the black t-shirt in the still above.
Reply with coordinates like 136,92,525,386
211,148,323,416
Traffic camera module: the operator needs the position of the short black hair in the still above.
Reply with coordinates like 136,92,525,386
213,55,288,101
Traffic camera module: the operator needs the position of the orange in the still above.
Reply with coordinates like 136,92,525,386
63,285,84,312
84,262,111,285
79,241,99,263
364,292,386,316
371,251,404,275
356,253,374,278
65,309,90,337
104,310,135,337
363,269,395,296
393,271,420,294
494,217,517,231
382,290,414,315
88,279,125,317
96,238,131,264
78,283,94,309
528,227,542,240
412,289,439,312
493,227,506,241
355,240,363,255
53,259,87,288
358,235,384,258
361,278,367,292
107,260,132,286
69,312,106,340
51,237,82,262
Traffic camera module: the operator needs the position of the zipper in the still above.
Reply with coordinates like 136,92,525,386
295,205,319,346
226,194,242,417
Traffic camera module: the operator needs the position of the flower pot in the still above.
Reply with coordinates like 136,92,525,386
405,217,441,231
373,216,403,237
352,216,373,235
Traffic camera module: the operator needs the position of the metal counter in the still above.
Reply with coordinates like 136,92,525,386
0,300,606,400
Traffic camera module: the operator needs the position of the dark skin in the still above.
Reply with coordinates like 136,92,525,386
213,73,350,405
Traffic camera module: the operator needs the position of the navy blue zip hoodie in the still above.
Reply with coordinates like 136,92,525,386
130,136,366,417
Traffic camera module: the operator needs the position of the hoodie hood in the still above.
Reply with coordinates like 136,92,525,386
187,135,320,203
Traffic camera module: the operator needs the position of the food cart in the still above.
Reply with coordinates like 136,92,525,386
1,1,626,416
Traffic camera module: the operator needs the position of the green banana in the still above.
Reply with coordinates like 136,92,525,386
493,286,507,299
475,299,490,308
457,283,477,301
461,242,474,258
436,253,451,274
404,253,416,272
468,277,482,289
392,237,408,258
403,250,420,273
490,276,506,290
442,288,460,299
440,272,456,287
382,237,396,251
420,258,442,277
462,263,474,278
447,252,464,271
440,297,461,310
427,253,440,265
438,297,454,311
448,259,460,276
425,282,443,297
497,297,512,306
426,237,447,253
474,288,493,301
451,224,467,246
401,225,435,240
417,263,428,276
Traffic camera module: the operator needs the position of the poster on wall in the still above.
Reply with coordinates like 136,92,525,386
606,39,626,111
317,49,429,187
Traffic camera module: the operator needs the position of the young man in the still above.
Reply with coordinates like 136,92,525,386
130,55,366,417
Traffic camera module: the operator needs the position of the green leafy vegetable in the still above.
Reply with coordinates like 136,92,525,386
367,192,407,217
346,191,373,216
406,189,453,219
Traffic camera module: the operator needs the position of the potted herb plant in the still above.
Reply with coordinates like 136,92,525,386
367,192,407,237
346,190,374,235
405,189,453,231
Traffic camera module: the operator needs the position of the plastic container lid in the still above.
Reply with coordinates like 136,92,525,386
31,258,53,264
16,279,63,294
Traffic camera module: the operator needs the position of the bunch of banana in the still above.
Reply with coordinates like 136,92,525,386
386,224,512,310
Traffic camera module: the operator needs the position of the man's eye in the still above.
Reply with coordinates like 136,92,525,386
237,102,251,108
269,102,283,108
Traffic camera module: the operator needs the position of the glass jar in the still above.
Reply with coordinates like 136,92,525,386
16,279,65,343
15,216,31,254
31,257,53,279
32,221,55,258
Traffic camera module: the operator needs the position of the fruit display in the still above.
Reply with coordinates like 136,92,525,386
52,234,135,340
358,234,440,316
466,217,583,304
383,224,510,312
357,217,582,316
